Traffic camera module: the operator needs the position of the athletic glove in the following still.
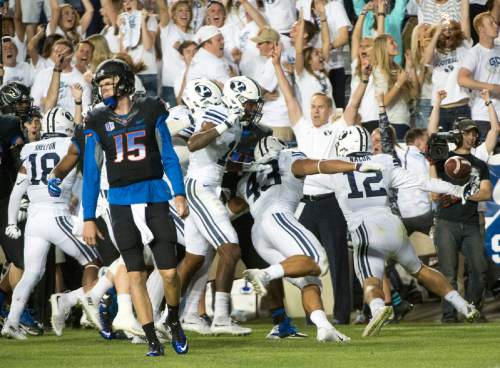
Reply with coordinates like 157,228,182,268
355,162,385,172
48,177,62,197
243,162,272,173
459,174,481,204
5,224,21,239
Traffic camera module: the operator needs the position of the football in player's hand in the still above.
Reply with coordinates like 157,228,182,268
444,156,472,179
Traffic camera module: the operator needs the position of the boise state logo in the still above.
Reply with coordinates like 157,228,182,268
195,84,212,98
230,80,246,93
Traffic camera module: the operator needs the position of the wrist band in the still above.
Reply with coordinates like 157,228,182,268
317,159,324,174
360,11,367,15
320,18,327,22
53,68,62,73
75,100,82,105
379,105,385,108
362,79,369,84
377,12,385,16
215,123,229,135
485,100,492,106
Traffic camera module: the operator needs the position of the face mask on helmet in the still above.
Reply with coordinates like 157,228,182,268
335,126,371,157
254,136,287,162
0,82,33,122
223,76,263,127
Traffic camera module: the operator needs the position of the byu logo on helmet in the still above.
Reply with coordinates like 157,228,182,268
230,80,247,93
195,84,212,98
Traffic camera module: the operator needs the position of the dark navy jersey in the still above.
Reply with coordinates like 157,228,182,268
82,96,185,220
0,115,24,198
84,97,168,187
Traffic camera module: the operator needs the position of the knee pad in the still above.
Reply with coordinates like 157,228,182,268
286,276,323,290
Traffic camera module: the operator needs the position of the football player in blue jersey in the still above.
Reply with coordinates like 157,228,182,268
81,59,188,357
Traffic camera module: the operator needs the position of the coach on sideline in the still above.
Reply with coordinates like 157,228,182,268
271,42,371,324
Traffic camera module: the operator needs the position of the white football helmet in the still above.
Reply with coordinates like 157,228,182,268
222,76,263,125
335,125,371,157
41,107,75,138
254,136,287,162
182,78,222,112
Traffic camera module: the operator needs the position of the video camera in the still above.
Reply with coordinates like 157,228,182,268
427,129,461,162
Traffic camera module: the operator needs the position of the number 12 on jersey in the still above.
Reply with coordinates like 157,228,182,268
344,171,387,198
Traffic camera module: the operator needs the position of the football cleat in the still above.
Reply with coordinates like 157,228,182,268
2,324,27,340
145,342,165,357
463,304,480,323
81,296,103,331
50,293,69,336
392,300,414,323
98,296,115,339
181,316,212,335
362,306,393,337
112,313,145,337
316,327,351,342
243,269,271,297
19,308,44,336
267,317,308,339
211,319,252,336
166,320,189,354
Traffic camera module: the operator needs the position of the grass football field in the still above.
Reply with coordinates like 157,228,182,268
1,321,499,368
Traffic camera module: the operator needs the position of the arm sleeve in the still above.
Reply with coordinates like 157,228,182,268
7,172,29,225
389,0,408,21
390,166,462,197
82,129,103,221
155,116,186,197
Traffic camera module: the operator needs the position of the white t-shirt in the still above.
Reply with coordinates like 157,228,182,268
31,67,91,113
3,62,35,87
461,43,500,121
220,22,241,64
396,145,431,218
46,24,85,41
254,58,291,128
13,35,27,64
238,21,261,78
292,116,347,195
430,41,471,106
296,0,352,70
32,57,55,72
263,0,296,34
122,11,158,75
350,59,378,122
295,70,333,119
187,48,231,83
417,0,461,24
101,26,121,54
160,22,193,87
373,67,410,126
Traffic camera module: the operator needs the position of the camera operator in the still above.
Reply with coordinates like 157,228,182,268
427,89,495,323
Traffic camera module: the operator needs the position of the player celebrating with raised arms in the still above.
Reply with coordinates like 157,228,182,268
81,59,188,357
330,124,482,338
178,76,262,336
239,136,383,342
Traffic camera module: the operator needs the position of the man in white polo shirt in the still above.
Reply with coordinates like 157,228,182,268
458,12,500,142
187,25,231,85
272,43,370,324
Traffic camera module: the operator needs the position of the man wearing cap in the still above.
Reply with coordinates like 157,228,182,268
250,27,291,133
187,25,231,85
430,117,493,323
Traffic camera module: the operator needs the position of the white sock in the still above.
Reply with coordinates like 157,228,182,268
183,289,204,321
86,276,113,305
264,264,285,280
213,292,230,322
116,293,134,318
309,309,333,329
146,269,164,320
444,290,468,314
61,287,84,308
369,298,386,317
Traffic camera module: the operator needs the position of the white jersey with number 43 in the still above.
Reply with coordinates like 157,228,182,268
237,150,307,218
186,104,242,186
20,137,76,209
